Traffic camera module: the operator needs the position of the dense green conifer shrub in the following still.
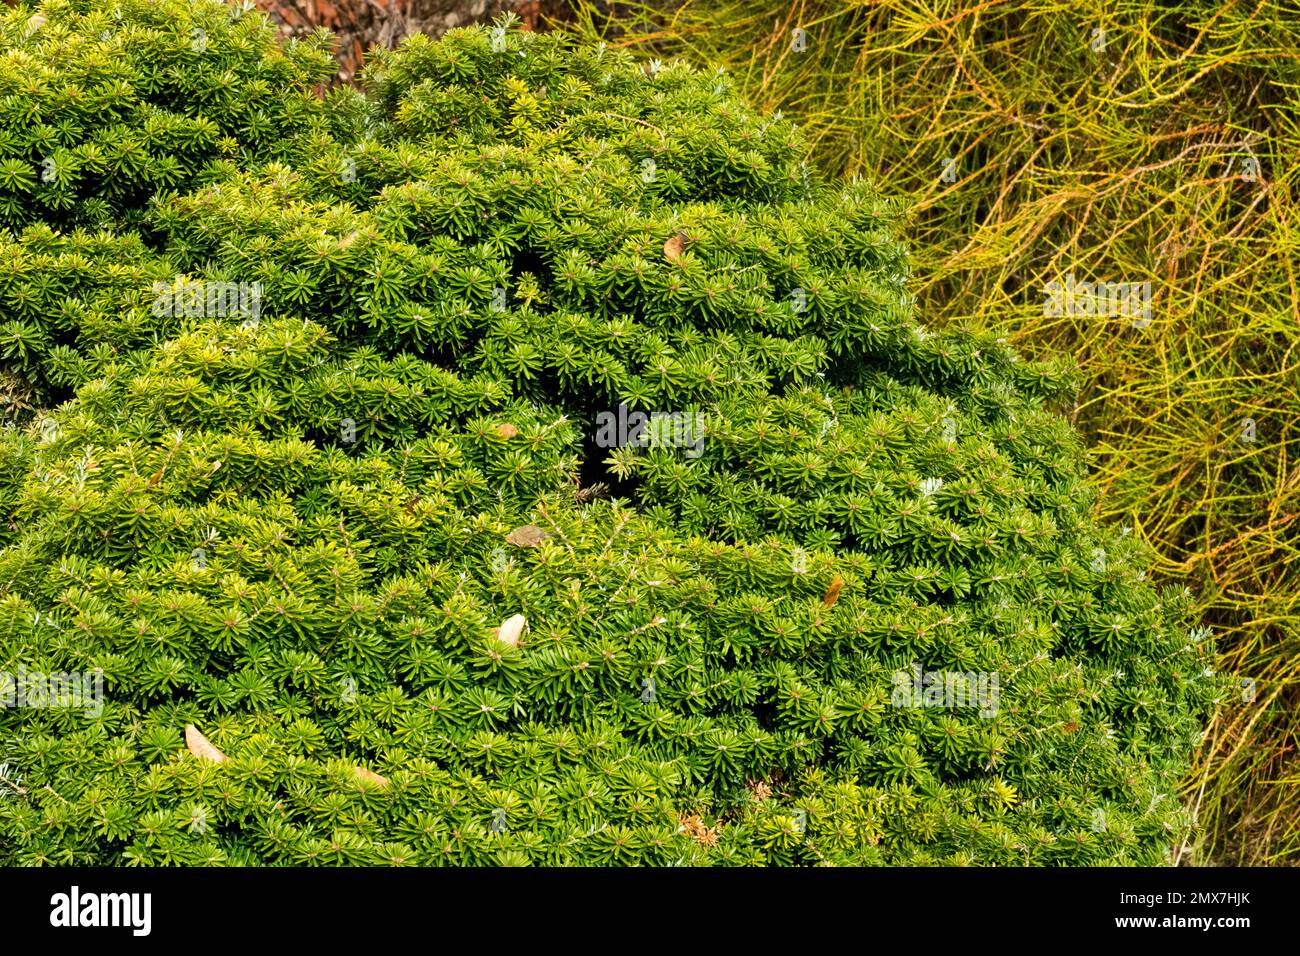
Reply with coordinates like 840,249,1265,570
0,0,1217,865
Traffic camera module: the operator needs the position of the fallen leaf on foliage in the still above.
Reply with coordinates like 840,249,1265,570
822,574,844,608
663,232,687,264
496,613,528,647
353,766,390,788
505,524,549,547
185,724,228,763
495,423,519,439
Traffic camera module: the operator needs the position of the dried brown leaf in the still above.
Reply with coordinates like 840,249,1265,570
353,765,390,788
663,232,687,264
505,524,549,547
822,574,844,608
496,613,527,647
185,724,229,763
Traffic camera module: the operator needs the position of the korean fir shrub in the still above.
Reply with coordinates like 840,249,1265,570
0,8,1219,866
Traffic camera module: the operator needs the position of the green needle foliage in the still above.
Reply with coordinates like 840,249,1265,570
0,0,1217,866
570,0,1300,866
